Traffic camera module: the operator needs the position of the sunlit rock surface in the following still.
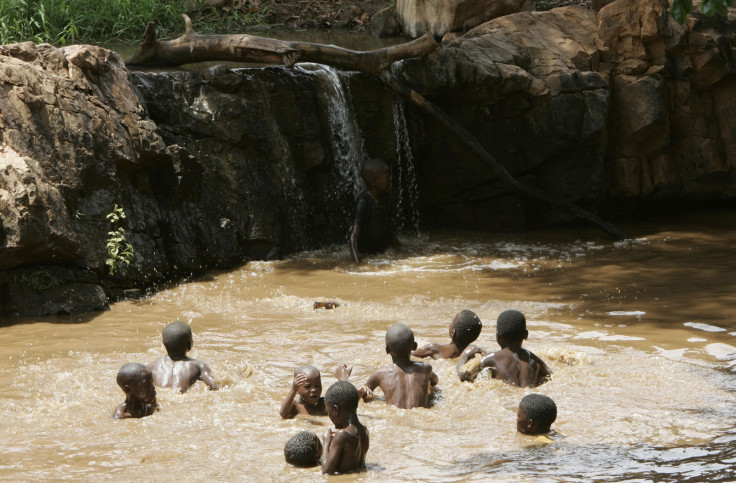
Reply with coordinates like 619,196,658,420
396,0,532,38
2,0,736,315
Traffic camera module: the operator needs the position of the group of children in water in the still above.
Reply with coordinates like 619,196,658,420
113,309,557,475
113,158,557,474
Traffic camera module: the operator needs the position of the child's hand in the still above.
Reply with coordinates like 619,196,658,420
293,373,308,390
335,364,352,381
357,385,373,400
465,345,484,357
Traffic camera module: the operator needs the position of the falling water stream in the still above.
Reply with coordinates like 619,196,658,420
1,209,735,481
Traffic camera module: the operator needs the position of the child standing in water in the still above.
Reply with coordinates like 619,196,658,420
349,158,399,263
322,381,369,475
280,364,354,419
517,393,557,435
148,321,219,393
456,309,551,387
412,309,483,359
359,323,438,409
112,363,158,419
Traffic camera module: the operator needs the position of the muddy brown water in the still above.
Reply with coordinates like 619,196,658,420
1,209,735,481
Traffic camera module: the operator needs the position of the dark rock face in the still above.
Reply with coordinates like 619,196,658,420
3,0,736,316
0,45,399,316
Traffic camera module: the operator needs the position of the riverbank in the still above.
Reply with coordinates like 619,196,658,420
0,0,593,45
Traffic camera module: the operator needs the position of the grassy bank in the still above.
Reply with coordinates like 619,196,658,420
0,0,271,45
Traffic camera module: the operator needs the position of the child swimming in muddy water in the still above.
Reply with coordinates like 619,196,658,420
284,430,322,468
322,381,369,475
412,309,483,359
517,393,557,435
148,321,219,393
280,363,354,419
349,158,399,264
113,363,158,419
359,323,438,409
456,309,551,387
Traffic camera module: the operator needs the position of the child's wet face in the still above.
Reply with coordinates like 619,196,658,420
130,372,157,405
297,373,322,406
517,406,536,434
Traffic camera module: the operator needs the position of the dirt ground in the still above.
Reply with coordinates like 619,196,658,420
242,0,592,31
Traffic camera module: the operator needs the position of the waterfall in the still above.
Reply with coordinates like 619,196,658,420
392,98,420,235
295,63,366,200
294,62,421,239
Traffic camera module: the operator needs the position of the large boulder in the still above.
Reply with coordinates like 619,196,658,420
396,0,532,38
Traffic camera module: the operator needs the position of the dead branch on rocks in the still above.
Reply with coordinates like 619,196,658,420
125,14,439,72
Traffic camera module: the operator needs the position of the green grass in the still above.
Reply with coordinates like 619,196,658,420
0,0,271,45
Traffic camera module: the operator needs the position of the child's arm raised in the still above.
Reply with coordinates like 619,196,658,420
279,374,307,419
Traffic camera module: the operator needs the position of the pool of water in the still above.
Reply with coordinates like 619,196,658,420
1,209,735,481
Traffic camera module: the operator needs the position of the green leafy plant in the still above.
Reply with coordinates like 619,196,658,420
13,269,61,292
672,0,733,24
105,204,134,275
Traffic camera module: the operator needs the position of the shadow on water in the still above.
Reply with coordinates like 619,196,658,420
453,434,736,482
269,207,736,332
0,311,105,329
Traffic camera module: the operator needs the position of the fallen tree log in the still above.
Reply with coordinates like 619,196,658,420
380,72,629,241
125,14,439,72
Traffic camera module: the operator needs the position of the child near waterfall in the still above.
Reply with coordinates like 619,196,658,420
148,321,219,393
412,309,483,359
349,158,399,263
358,323,438,409
455,309,551,387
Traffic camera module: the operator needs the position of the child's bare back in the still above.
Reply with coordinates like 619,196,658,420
362,360,436,409
459,346,550,387
360,323,438,409
149,356,217,393
148,321,218,393
456,310,551,387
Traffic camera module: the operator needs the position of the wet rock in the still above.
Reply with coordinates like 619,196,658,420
1,266,108,316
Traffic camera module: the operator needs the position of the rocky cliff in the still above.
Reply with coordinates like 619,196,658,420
1,0,735,316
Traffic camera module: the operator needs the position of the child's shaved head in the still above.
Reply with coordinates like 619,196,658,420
361,158,389,183
385,323,416,354
162,321,193,356
294,365,320,378
116,362,151,388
